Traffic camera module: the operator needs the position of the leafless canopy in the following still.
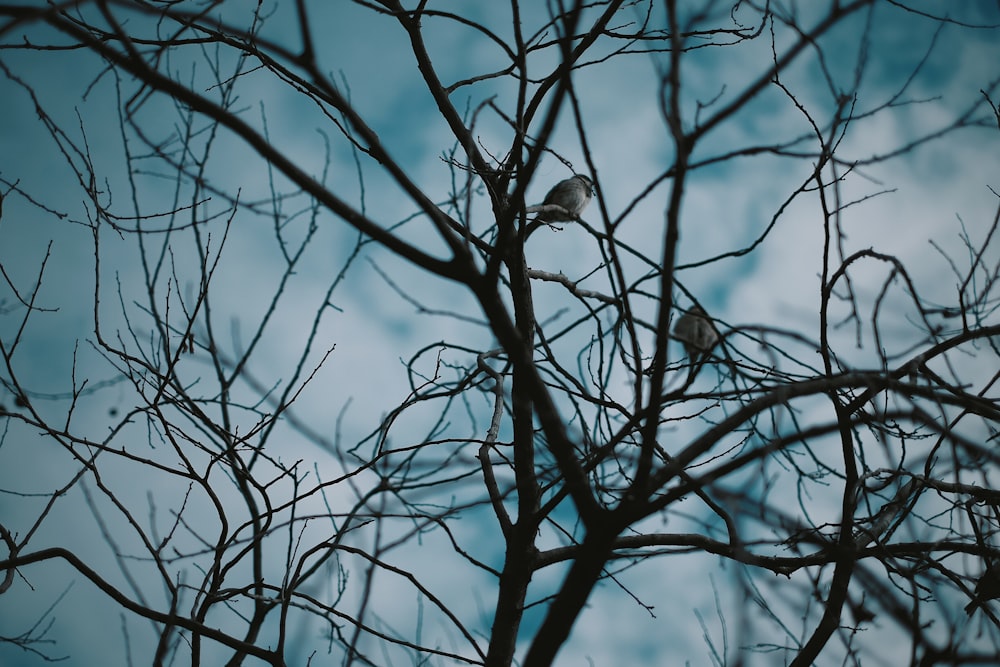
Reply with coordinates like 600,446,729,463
1,2,1000,666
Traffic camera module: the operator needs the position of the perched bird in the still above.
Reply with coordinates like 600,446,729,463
965,563,1000,615
673,305,718,359
537,174,594,221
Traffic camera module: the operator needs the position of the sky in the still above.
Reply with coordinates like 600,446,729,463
1,1,1000,665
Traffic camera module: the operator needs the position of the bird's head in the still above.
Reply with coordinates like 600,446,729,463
574,174,595,195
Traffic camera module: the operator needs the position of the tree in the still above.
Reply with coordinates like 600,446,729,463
1,1,999,665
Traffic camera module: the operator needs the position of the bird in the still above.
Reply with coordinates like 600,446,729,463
673,305,718,359
965,563,1000,615
536,174,594,222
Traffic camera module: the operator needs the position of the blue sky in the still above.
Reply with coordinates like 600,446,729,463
2,2,1000,665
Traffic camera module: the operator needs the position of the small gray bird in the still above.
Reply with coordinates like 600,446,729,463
673,305,718,359
537,174,594,221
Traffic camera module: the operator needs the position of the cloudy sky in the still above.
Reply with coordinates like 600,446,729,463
2,1,1000,665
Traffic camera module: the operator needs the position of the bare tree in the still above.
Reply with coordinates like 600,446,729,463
1,2,999,665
